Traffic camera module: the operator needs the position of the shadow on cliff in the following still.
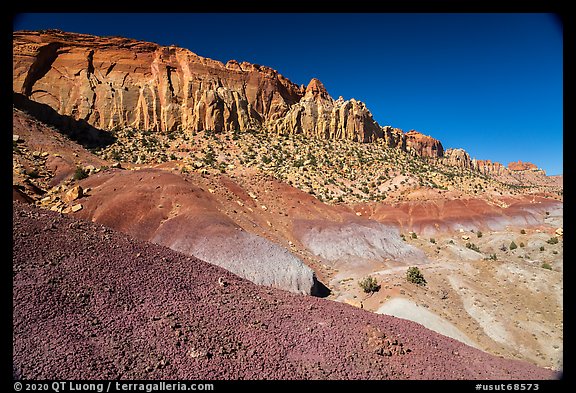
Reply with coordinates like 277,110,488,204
13,92,116,150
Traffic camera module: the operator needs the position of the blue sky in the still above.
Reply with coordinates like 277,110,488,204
13,13,563,175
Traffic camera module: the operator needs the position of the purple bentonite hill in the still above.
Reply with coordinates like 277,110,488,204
12,201,559,380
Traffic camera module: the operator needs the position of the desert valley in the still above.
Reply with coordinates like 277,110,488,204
12,29,563,380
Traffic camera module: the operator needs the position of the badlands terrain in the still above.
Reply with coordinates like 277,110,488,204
12,29,563,379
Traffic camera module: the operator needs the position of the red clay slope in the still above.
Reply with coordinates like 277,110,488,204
13,202,558,380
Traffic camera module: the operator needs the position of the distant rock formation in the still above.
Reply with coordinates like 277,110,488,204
508,160,539,171
443,149,513,176
443,148,473,170
473,159,507,176
269,78,383,143
404,130,444,158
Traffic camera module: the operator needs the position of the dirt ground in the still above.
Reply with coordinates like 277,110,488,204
326,213,563,371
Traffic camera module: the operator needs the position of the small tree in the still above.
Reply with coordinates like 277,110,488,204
411,232,418,239
406,266,427,286
359,276,380,294
509,241,518,250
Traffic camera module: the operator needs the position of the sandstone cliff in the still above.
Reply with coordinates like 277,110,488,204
268,78,383,143
443,148,473,170
404,130,444,158
473,159,507,176
13,30,304,134
13,30,444,158
508,160,539,172
443,149,508,176
13,29,546,171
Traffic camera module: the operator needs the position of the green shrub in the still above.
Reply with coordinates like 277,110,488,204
489,253,497,261
359,276,381,293
73,166,89,181
430,238,436,244
466,242,481,253
520,229,526,234
541,262,552,270
509,241,518,250
520,242,525,248
546,237,559,245
411,232,418,239
476,230,483,238
540,246,545,252
406,266,427,286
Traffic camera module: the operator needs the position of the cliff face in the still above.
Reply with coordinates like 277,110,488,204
13,30,445,158
508,160,539,172
443,149,508,176
443,148,473,170
268,78,384,143
404,130,444,158
13,30,304,133
14,30,544,171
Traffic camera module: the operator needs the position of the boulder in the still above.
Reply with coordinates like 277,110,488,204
63,185,83,202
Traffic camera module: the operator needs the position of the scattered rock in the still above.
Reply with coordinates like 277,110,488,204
64,186,83,203
71,204,83,212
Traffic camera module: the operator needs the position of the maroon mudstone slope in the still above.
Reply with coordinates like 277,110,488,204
13,202,558,380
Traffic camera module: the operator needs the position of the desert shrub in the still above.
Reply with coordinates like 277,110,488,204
541,262,552,270
540,246,545,252
546,237,559,245
476,230,483,238
73,166,89,181
466,242,481,253
520,229,526,234
430,238,436,244
520,242,525,248
509,241,518,250
489,253,497,261
406,266,427,286
359,276,380,293
411,232,418,239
